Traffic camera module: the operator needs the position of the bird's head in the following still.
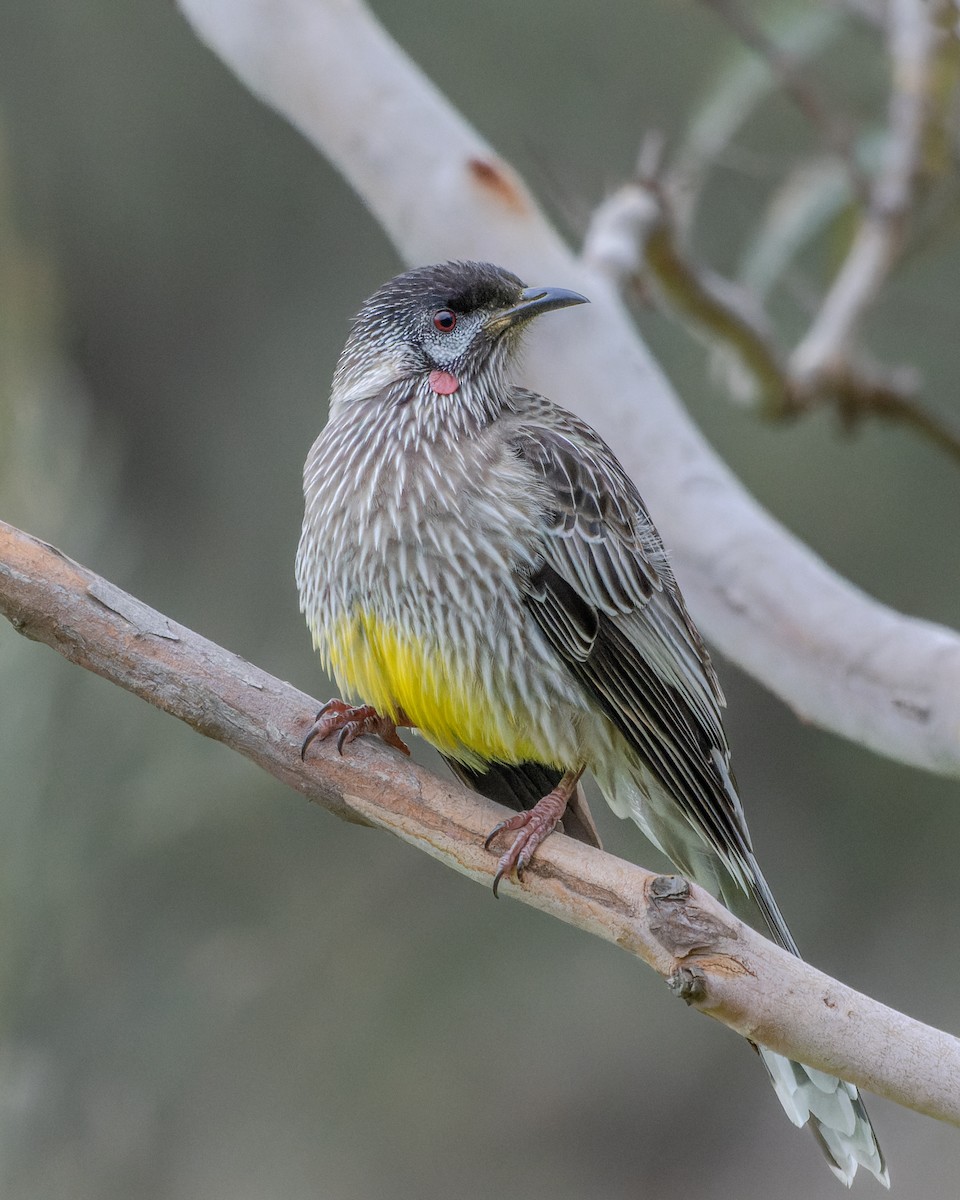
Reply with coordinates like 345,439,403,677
331,261,588,409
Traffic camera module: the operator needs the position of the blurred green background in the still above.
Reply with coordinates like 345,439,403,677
1,2,959,1197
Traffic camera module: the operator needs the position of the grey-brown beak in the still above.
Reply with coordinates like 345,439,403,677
485,285,589,334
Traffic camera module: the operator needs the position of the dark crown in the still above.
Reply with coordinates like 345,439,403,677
354,261,525,330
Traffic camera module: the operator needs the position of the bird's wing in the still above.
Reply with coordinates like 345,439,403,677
509,399,886,1188
510,397,781,929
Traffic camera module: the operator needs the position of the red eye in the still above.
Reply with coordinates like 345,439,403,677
433,309,457,332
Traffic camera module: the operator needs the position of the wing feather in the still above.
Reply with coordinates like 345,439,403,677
511,397,782,930
508,393,882,1184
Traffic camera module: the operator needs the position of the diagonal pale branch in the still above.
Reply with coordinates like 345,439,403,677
1,517,959,1124
176,0,960,781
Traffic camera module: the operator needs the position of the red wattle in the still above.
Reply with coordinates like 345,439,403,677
429,370,460,395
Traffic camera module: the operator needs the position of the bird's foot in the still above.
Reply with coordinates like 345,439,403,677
484,767,584,897
300,699,411,760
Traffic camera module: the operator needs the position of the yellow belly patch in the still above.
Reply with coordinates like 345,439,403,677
320,608,546,767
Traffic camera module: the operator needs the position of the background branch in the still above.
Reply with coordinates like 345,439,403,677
1,516,959,1125
175,0,960,781
789,0,940,380
700,0,860,173
586,2,960,459
584,172,960,461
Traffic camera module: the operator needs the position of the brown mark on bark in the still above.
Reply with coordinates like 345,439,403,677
467,157,528,214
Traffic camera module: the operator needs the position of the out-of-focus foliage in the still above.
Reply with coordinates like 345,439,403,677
0,3,958,1198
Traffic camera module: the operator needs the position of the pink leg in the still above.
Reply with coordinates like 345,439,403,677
300,699,411,760
484,767,585,897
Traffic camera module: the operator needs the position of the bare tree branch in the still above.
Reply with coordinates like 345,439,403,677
700,0,861,176
583,172,960,461
583,174,792,416
666,7,844,235
589,7,960,458
175,0,960,779
789,0,940,380
1,516,959,1124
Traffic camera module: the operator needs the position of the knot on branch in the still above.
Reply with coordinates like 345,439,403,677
646,873,739,958
667,965,709,1006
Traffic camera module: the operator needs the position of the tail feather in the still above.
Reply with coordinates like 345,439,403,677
598,758,889,1187
760,1047,889,1187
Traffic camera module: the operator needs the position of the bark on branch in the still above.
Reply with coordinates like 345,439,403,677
1,517,959,1126
176,0,960,781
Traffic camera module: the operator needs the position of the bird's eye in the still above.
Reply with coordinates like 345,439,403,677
433,309,457,332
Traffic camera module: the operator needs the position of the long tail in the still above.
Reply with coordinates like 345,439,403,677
739,848,888,1188
599,758,889,1188
759,1045,887,1187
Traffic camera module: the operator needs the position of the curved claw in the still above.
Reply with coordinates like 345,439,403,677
301,708,339,760
484,821,508,851
482,770,581,896
300,699,412,761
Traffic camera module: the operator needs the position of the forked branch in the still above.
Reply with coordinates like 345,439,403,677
585,1,960,455
582,172,960,462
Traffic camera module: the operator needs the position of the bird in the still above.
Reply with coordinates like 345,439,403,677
295,259,888,1188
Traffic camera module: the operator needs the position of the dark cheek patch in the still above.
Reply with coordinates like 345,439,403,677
429,370,460,395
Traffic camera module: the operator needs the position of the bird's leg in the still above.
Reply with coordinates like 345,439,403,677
484,766,585,897
300,699,412,759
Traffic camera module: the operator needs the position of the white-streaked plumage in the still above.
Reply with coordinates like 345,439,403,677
296,262,888,1188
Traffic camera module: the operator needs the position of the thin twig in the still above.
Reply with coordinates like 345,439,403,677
790,0,938,380
583,173,960,461
636,3,960,456
667,7,845,235
1,516,960,1123
583,177,789,414
701,0,862,181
